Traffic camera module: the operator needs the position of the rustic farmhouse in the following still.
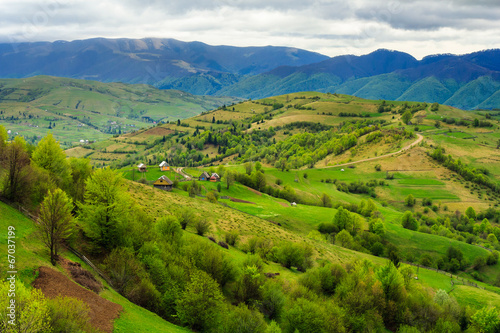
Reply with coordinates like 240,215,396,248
153,175,173,191
210,173,221,182
199,171,210,181
138,163,147,172
159,161,170,171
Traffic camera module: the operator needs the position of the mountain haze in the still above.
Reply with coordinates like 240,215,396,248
0,38,500,109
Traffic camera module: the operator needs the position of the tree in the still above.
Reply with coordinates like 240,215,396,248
178,207,195,230
67,157,92,204
155,215,182,244
401,211,418,230
465,206,476,220
405,194,416,207
176,270,225,331
253,171,267,192
320,193,332,208
225,170,235,190
37,189,74,265
78,168,130,250
193,218,211,236
402,110,413,125
245,162,253,175
1,137,32,203
32,133,71,190
471,307,500,333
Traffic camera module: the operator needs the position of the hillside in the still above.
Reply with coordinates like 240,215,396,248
0,76,237,147
4,90,500,332
0,201,191,333
1,38,500,109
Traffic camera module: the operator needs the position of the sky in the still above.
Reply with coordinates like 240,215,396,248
0,0,499,59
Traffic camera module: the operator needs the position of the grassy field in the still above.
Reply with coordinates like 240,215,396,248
0,76,237,147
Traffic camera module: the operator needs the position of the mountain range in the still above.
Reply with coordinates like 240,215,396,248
1,38,500,110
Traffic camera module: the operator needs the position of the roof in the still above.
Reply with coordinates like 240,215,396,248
154,175,173,185
200,171,210,178
211,173,220,178
159,161,169,167
138,163,146,168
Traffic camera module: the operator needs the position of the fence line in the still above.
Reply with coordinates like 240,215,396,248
64,245,116,289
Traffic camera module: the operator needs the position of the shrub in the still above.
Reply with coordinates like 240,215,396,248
375,164,382,171
260,281,286,320
193,219,211,236
176,270,225,331
402,211,418,231
225,230,239,246
405,194,416,207
47,296,94,333
223,304,267,333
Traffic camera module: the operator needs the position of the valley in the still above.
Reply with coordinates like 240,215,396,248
2,87,500,332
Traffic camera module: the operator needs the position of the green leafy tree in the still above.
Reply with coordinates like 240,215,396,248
176,270,225,331
405,194,416,207
225,170,235,190
401,211,418,231
321,192,332,207
253,171,267,192
37,188,75,265
402,110,413,125
471,307,500,333
32,133,71,190
223,304,266,333
178,207,195,230
465,206,476,220
67,157,92,203
155,215,182,244
1,137,32,203
79,168,130,250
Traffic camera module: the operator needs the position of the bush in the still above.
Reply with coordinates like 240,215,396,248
260,281,286,320
405,194,416,207
225,230,239,246
176,270,225,331
47,296,95,333
375,164,382,171
402,211,418,231
193,219,211,236
223,304,266,333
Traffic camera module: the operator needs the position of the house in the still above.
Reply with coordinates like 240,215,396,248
153,175,173,191
210,173,221,182
138,163,147,172
199,171,210,181
159,161,170,171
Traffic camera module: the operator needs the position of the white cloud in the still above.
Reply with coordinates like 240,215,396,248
0,0,498,59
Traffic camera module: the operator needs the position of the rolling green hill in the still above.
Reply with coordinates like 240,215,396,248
0,76,238,147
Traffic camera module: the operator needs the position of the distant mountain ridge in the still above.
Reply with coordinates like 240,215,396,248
0,38,499,109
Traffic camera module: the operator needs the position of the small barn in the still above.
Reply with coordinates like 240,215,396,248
159,161,170,171
210,173,221,182
199,171,210,181
153,175,173,191
138,163,147,172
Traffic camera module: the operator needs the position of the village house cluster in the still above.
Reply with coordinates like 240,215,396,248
137,161,220,192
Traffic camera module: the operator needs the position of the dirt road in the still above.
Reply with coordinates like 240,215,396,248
323,133,424,169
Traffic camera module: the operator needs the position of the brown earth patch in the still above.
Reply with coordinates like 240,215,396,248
278,202,289,207
229,197,256,204
33,266,122,333
142,127,174,136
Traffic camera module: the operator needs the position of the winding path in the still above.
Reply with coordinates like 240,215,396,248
175,167,192,180
322,133,424,169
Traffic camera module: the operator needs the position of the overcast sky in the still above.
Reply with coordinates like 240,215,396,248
1,0,499,59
